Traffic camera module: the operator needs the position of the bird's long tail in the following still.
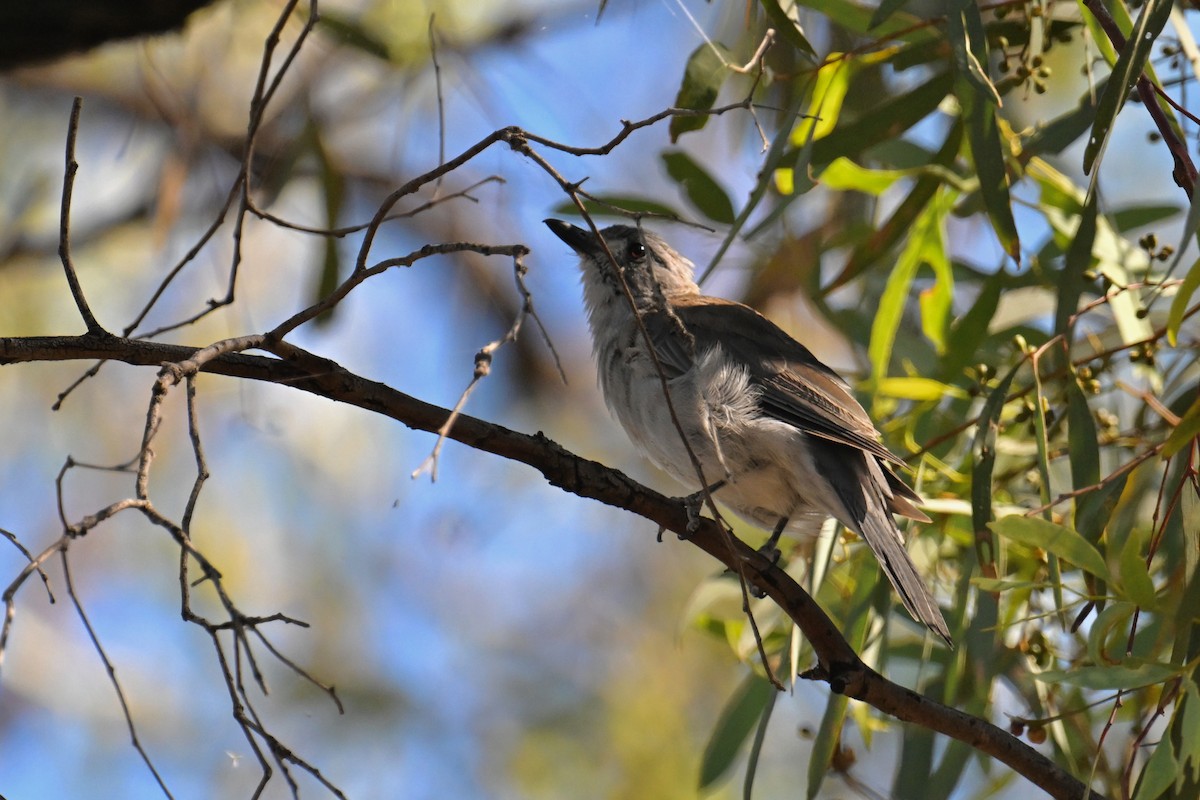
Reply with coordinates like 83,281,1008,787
814,442,952,645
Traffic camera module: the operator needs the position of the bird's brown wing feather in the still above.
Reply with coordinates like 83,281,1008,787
668,297,905,467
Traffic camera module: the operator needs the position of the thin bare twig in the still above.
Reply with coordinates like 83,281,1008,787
62,548,174,798
411,246,567,480
58,97,104,334
429,13,446,192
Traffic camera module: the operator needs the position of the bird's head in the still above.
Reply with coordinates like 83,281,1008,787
544,219,700,313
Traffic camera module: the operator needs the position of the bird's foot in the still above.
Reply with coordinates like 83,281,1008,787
755,542,782,565
680,480,727,536
755,516,789,565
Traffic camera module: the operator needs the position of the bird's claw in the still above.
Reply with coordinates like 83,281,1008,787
756,542,782,565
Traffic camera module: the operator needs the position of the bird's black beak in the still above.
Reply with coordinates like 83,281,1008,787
544,218,603,258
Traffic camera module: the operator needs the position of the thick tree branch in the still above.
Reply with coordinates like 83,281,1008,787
0,332,1104,800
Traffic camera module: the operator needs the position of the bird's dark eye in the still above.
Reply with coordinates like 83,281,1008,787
627,242,646,260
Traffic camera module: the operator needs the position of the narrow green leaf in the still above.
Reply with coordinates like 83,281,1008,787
869,0,910,29
699,672,774,789
837,122,963,288
941,269,1000,378
1119,528,1158,609
1161,180,1200,343
1134,734,1179,800
1182,681,1200,782
1087,602,1136,665
972,577,1043,592
1054,193,1098,335
807,698,849,799
551,195,685,219
971,362,1021,570
1082,0,1174,174
1171,547,1200,666
670,43,732,142
1168,256,1200,346
758,0,817,57
819,157,908,195
791,57,854,147
1073,471,1128,549
1111,203,1182,232
959,75,1019,259
1164,394,1200,457
945,0,1001,106
793,0,935,42
1022,84,1102,159
1066,379,1101,500
990,516,1112,582
810,71,954,167
1035,660,1180,690
876,376,966,401
868,189,952,382
918,234,954,354
743,688,777,799
662,151,735,224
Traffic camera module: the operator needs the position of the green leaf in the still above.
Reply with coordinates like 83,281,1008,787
1087,602,1136,665
699,672,774,789
1035,660,1180,690
941,268,1000,377
958,75,1019,259
1182,681,1200,782
1073,470,1128,549
550,196,685,219
791,57,854,147
868,189,952,382
972,577,1043,592
670,43,732,142
1119,528,1158,609
1066,379,1101,500
818,157,907,195
876,377,966,401
793,0,935,42
989,516,1112,582
1168,257,1200,345
869,0,911,29
1082,0,1174,174
759,0,817,57
1111,203,1182,232
945,0,1001,106
743,686,777,799
971,361,1021,569
1134,734,1179,800
1162,180,1200,344
1054,193,1098,335
661,151,735,224
837,122,963,287
1022,84,1102,158
918,235,954,355
810,71,954,167
1164,394,1200,458
807,694,849,799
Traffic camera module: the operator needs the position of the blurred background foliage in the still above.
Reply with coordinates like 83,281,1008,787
1,0,1199,798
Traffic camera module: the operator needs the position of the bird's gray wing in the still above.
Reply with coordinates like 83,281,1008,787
670,297,905,467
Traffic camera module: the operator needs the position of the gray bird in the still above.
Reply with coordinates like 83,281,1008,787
545,218,951,645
